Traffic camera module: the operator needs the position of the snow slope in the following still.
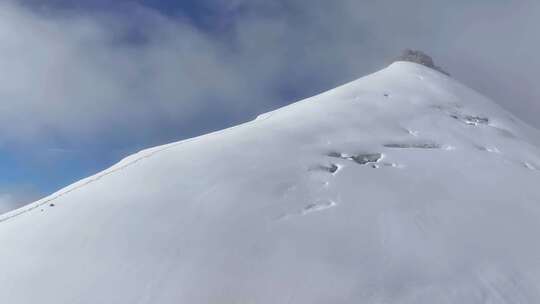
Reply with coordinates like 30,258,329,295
2,62,540,303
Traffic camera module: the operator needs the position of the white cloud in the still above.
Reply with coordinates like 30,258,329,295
0,193,22,214
0,1,269,146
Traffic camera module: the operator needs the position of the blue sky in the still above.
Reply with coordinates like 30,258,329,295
1,0,540,212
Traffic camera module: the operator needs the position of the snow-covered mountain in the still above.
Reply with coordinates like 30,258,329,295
2,62,540,303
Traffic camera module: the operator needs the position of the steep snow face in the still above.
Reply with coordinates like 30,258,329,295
2,62,540,303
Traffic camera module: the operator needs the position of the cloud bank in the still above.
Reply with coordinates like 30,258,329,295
3,0,540,148
0,1,256,146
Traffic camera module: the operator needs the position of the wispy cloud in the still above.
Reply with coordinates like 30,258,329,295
0,194,16,214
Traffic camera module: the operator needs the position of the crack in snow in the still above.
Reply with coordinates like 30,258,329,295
384,142,441,149
278,200,338,220
450,114,490,126
311,163,341,174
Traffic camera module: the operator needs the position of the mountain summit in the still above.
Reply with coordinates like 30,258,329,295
395,49,450,75
1,62,540,303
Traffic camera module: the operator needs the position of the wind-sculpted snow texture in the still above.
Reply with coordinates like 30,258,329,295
2,62,540,303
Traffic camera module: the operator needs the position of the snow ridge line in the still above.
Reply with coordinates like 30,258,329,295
0,144,173,224
0,113,276,225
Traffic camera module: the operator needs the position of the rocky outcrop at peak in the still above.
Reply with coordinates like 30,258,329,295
395,49,450,76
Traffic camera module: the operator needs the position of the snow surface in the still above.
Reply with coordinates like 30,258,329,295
2,62,540,303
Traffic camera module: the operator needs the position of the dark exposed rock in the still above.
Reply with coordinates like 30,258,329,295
328,152,382,165
395,49,450,76
351,154,382,165
327,152,343,158
318,164,339,174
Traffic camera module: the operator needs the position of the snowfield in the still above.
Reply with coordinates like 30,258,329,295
2,62,540,303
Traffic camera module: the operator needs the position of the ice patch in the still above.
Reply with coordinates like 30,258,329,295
477,146,501,153
443,145,456,151
523,162,538,171
450,113,489,126
407,129,420,137
301,200,337,215
382,162,404,169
